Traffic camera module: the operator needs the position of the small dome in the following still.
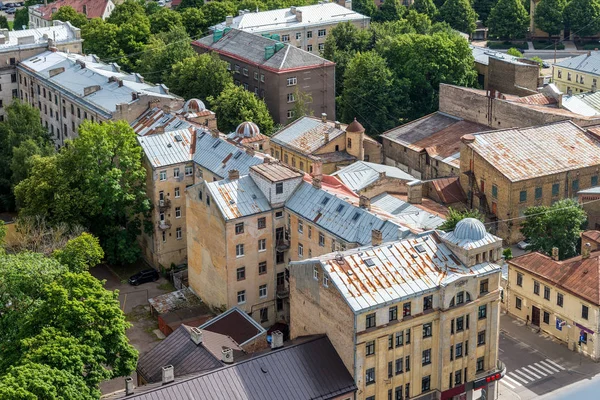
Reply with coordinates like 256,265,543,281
183,98,206,113
346,117,365,133
236,121,260,138
453,218,487,241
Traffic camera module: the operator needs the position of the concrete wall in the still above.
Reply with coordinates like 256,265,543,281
382,137,424,179
487,57,540,97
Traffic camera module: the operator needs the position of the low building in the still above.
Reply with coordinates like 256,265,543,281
211,2,370,55
290,217,505,400
29,0,115,28
459,120,600,243
192,29,336,124
331,160,419,197
506,246,600,360
269,115,381,174
553,51,600,94
578,186,600,230
198,306,268,353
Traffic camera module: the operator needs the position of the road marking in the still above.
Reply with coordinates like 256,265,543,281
545,359,566,371
539,360,561,372
500,379,517,389
526,365,548,376
512,370,535,382
520,366,542,379
502,375,523,387
508,372,530,384
534,362,556,374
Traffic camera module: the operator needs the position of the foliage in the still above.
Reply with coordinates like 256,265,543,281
486,40,528,49
4,217,85,255
209,85,275,135
13,8,28,30
0,16,9,30
0,220,5,249
564,0,600,38
502,247,513,260
506,47,523,56
487,0,529,39
178,0,205,8
202,1,238,27
374,0,407,22
438,0,478,34
53,233,104,273
473,0,498,23
165,53,233,107
413,0,438,18
520,199,587,260
51,6,88,28
291,87,314,121
81,18,122,62
531,56,544,68
438,207,484,232
149,7,183,34
352,0,378,17
534,0,566,37
180,7,207,38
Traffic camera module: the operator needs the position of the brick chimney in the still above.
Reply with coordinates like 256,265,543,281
190,129,198,156
321,113,327,123
583,242,592,259
228,169,240,180
371,229,382,246
359,195,370,210
407,181,422,204
271,330,284,349
312,176,322,189
551,247,559,261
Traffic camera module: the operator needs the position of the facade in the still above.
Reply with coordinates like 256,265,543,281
553,52,600,94
17,50,183,147
212,3,370,55
506,246,600,361
290,218,505,400
29,0,115,28
270,115,381,174
192,29,336,125
0,22,82,121
579,186,600,230
459,120,600,244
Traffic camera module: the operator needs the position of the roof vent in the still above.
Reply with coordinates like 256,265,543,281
261,365,268,373
415,244,426,253
190,327,203,345
167,143,172,148
222,347,234,364
412,254,418,259
271,330,284,349
174,134,183,142
347,270,353,275
125,377,134,395
365,258,375,267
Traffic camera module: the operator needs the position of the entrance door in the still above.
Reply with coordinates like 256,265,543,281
532,306,541,326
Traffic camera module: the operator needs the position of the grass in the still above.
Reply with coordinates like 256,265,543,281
532,40,565,50
157,282,175,292
487,41,528,50
7,21,13,30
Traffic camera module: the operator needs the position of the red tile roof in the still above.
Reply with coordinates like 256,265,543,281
35,0,110,21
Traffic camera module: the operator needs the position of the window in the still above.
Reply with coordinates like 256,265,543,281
10,73,15,83
477,357,485,372
366,313,376,329
242,68,248,76
185,166,193,176
318,29,326,37
405,329,411,344
287,77,297,86
422,375,431,393
582,305,589,320
237,267,246,281
478,304,487,319
160,170,167,181
480,279,488,294
237,290,246,304
259,261,267,275
395,386,402,400
388,335,394,350
275,210,283,219
423,323,432,338
573,179,579,192
366,368,375,385
455,343,463,358
492,184,498,198
568,72,572,81
176,227,182,239
260,74,265,82
295,32,301,40
259,284,267,298
455,370,462,386
175,207,181,218
477,330,486,346
423,295,433,311
319,232,325,246
593,175,599,187
455,316,463,332
275,182,283,194
534,281,540,295
260,307,268,322
235,222,244,235
286,110,294,119
307,44,313,52
298,243,303,257
323,275,329,287
313,266,319,280
581,331,588,344
395,357,403,374
534,187,542,199
422,349,431,366
582,75,586,84
281,34,290,42
403,302,411,317
558,70,562,78
557,293,564,307
243,83,248,90
389,306,398,321
366,340,375,356
517,272,523,287
258,238,266,251
519,190,527,202
298,220,303,233
457,291,464,304
318,43,324,51
287,93,296,103
543,311,550,324
307,30,313,38
257,217,266,229
515,296,522,310
544,286,551,300
549,183,560,197
162,231,166,243
236,244,244,257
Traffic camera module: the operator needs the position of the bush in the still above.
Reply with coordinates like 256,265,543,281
532,39,565,50
507,47,523,57
487,40,528,49
575,40,600,50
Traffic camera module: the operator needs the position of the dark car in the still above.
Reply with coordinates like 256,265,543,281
5,7,16,14
128,269,160,286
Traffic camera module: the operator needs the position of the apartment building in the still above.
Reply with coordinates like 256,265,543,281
192,29,336,124
17,50,183,147
0,21,82,121
269,115,381,174
507,244,600,360
290,217,505,400
459,120,600,243
29,0,115,28
211,2,370,55
553,51,600,94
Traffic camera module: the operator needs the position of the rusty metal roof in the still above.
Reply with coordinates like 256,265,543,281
466,120,600,182
430,177,467,204
512,93,557,106
137,128,193,168
296,231,501,313
271,116,346,155
250,162,303,182
206,175,272,220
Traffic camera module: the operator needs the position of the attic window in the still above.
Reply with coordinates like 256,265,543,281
352,212,360,221
321,197,330,205
364,258,375,267
212,141,221,149
415,245,426,253
336,204,345,213
174,121,183,129
233,151,243,159
199,132,206,139
174,134,183,142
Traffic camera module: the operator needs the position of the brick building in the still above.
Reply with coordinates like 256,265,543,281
29,0,115,28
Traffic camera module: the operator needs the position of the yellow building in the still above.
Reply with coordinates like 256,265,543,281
269,115,382,175
506,244,600,361
290,218,506,400
553,51,600,94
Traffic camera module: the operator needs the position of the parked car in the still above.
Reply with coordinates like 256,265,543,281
128,269,160,286
517,240,531,250
5,7,16,14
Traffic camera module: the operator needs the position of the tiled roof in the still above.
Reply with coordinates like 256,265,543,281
205,175,272,220
193,29,333,73
332,161,418,192
0,21,81,52
250,162,304,182
371,193,445,231
296,231,501,313
510,251,600,306
137,128,194,168
199,307,267,346
465,120,600,182
271,116,346,155
31,0,111,20
555,51,600,75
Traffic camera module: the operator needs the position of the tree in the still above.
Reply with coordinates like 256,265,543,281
166,53,233,106
51,6,88,28
81,19,123,63
487,0,529,39
413,0,438,18
374,0,406,22
178,0,205,8
180,7,207,38
53,233,104,273
149,7,183,34
14,8,28,30
473,0,498,23
202,1,238,27
209,85,274,135
0,16,9,30
564,0,600,38
534,0,566,37
507,47,523,56
520,199,587,260
531,56,545,68
4,217,85,255
438,0,478,34
106,0,151,70
291,87,313,121
352,0,378,17
437,207,484,232
0,221,5,250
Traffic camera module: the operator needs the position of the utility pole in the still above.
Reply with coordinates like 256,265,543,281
554,39,557,65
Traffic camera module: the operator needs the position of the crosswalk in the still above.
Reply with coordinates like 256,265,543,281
500,359,566,389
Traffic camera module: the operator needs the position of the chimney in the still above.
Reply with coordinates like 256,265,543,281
312,176,322,189
334,120,341,129
588,50,592,57
321,113,327,123
246,147,255,156
296,9,303,22
359,195,371,210
271,330,284,349
593,83,597,93
211,129,219,138
345,0,352,8
558,92,563,108
228,169,240,180
221,347,234,364
324,131,329,143
371,229,382,246
407,181,423,204
226,15,233,26
190,327,203,345
290,6,296,14
311,160,323,177
551,247,559,261
125,377,134,396
161,365,174,385
583,242,592,259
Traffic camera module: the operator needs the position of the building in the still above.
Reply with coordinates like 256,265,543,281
198,306,268,353
382,112,488,180
553,52,600,94
226,120,270,153
0,22,82,121
459,120,600,243
506,245,600,360
579,186,600,230
269,115,381,174
331,160,419,196
17,50,183,147
131,98,217,136
290,217,506,400
29,0,115,28
192,29,336,124
211,2,370,55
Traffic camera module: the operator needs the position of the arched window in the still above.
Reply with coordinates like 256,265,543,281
449,291,472,307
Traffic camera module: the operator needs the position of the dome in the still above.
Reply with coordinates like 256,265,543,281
183,98,206,113
453,218,487,241
346,117,365,133
235,121,260,138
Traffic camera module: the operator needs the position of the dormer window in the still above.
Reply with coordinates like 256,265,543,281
275,182,283,194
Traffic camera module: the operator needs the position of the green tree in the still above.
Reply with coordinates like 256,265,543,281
291,87,314,121
81,19,123,62
178,0,205,8
53,232,104,273
209,85,274,135
413,0,438,18
0,16,9,30
107,0,146,25
405,9,433,33
531,55,544,68
10,139,55,187
14,8,28,30
520,199,587,260
507,47,523,56
149,7,183,34
180,7,207,38
165,53,233,107
473,0,498,23
502,247,513,260
438,207,484,232
104,0,151,70
564,0,600,38
202,1,238,27
375,0,407,22
352,0,378,17
0,220,5,249
51,6,88,27
438,0,478,34
487,0,529,39
534,0,566,36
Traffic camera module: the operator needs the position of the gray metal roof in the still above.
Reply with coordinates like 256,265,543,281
371,193,445,231
198,306,266,346
193,131,264,179
206,175,272,220
332,161,418,192
127,336,357,400
470,45,527,66
579,186,600,195
271,116,346,155
137,128,194,168
555,51,600,75
0,21,81,53
131,107,197,136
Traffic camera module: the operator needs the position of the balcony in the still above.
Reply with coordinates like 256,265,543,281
276,283,289,298
158,220,171,230
158,198,171,211
276,238,290,251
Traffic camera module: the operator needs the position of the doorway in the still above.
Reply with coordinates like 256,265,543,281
532,306,541,326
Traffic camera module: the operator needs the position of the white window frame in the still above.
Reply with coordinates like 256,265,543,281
318,43,325,51
298,220,303,233
295,32,301,40
287,93,296,103
298,243,303,258
258,238,266,252
176,227,182,240
287,110,294,119
237,290,246,304
174,187,180,198
323,275,329,287
236,244,244,257
307,31,313,38
281,34,290,42
174,168,180,178
287,77,297,86
159,170,167,181
318,29,326,37
259,284,267,298
313,266,319,280
185,165,193,176
307,44,313,52
175,207,181,218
